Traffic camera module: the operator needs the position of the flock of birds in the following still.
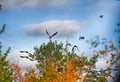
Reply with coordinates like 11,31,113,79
1,14,120,61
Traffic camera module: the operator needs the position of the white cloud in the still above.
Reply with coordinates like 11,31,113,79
24,20,81,37
96,60,110,69
6,51,37,70
0,0,73,9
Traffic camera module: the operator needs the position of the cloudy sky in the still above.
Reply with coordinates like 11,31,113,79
0,0,120,69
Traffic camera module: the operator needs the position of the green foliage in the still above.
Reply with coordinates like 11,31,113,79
29,40,64,79
0,42,13,82
0,24,13,81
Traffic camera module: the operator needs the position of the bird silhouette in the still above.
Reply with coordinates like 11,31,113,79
72,45,79,53
79,36,85,40
19,51,29,53
20,56,26,58
0,24,6,34
99,15,104,18
46,29,58,39
111,53,115,58
20,56,33,61
66,43,72,47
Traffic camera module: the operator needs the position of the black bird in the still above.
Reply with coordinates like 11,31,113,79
20,56,27,58
46,29,58,39
111,53,115,58
66,43,72,47
72,45,79,52
99,15,104,18
0,24,6,34
19,51,29,53
20,56,33,61
79,36,85,40
28,58,34,61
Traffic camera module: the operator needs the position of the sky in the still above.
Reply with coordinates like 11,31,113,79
0,0,120,71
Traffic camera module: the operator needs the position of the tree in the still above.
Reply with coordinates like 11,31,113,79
0,23,13,81
29,40,64,80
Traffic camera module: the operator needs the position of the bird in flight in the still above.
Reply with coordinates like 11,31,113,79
99,15,104,18
0,24,6,34
72,45,79,53
20,56,33,61
66,43,72,47
79,36,85,40
19,51,29,53
46,29,58,39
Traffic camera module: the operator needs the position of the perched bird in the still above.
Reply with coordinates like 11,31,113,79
79,36,85,40
46,29,58,39
99,15,104,18
19,51,29,53
0,24,6,34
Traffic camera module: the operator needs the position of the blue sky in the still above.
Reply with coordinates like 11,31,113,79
0,0,120,70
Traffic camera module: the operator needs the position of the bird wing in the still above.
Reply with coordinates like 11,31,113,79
19,51,28,53
19,51,24,53
20,56,26,58
51,32,58,38
25,51,29,53
46,29,51,37
72,45,79,52
66,43,72,47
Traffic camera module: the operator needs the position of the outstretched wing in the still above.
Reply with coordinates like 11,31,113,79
20,56,26,58
72,45,79,52
19,51,29,53
46,29,51,37
0,24,6,34
51,32,58,38
66,43,72,47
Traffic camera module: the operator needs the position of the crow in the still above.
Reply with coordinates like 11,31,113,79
99,15,104,18
79,36,85,40
46,29,58,39
0,24,6,34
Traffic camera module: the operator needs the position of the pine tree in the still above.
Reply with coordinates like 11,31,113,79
0,6,13,81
